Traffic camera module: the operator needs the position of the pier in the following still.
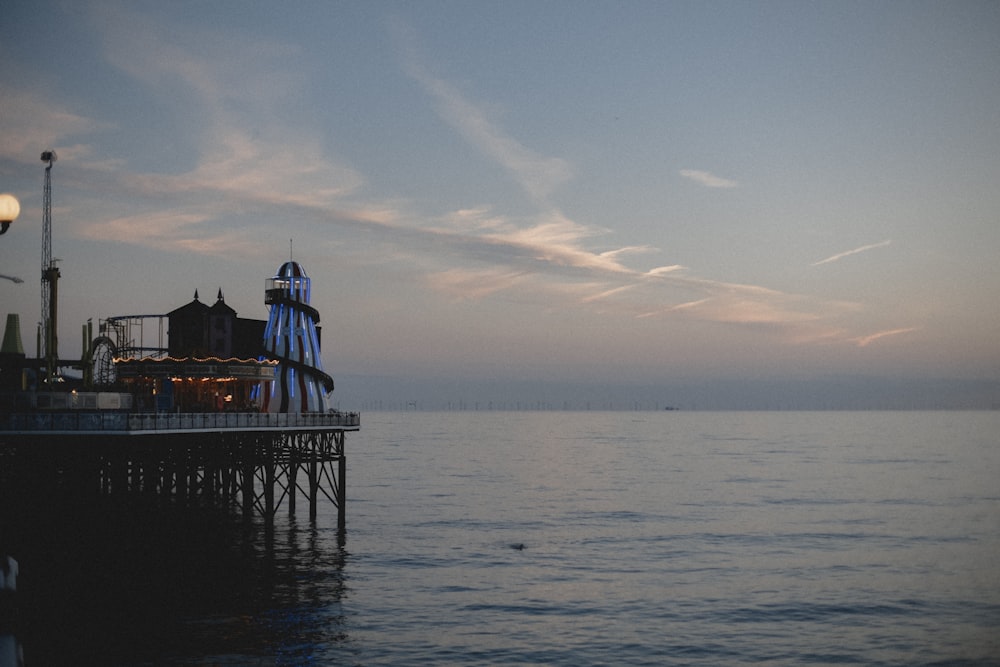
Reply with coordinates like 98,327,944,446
0,410,359,527
1,255,360,531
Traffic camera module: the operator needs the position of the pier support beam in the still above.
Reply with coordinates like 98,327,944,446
338,445,346,532
1,427,348,529
287,448,298,517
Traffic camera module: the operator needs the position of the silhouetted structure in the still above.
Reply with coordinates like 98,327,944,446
167,289,266,360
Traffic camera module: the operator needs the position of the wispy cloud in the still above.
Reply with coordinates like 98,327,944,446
812,240,892,266
405,204,860,336
9,7,909,355
76,205,284,262
481,211,652,274
392,18,572,204
634,274,858,328
646,265,685,276
679,169,738,188
425,267,531,300
92,3,364,211
0,89,106,164
852,327,919,347
580,284,640,304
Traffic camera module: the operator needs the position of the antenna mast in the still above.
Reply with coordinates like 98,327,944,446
40,149,60,382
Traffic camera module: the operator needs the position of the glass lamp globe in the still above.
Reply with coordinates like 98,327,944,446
0,194,20,234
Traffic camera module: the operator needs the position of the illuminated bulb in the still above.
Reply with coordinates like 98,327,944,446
0,194,19,234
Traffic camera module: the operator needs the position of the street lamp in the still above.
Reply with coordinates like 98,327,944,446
0,193,20,235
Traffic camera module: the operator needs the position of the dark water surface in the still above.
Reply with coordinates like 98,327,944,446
4,411,999,665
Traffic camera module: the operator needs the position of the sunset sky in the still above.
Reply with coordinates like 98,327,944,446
2,2,998,408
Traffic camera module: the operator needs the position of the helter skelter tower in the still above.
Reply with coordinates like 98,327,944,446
258,260,335,413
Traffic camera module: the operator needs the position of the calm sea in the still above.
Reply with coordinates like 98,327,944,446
8,411,1000,665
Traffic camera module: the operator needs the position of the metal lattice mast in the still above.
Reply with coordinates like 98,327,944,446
40,150,59,380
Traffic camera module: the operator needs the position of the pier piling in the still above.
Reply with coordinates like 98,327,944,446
1,412,358,530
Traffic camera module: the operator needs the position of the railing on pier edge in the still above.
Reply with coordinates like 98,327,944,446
0,410,360,434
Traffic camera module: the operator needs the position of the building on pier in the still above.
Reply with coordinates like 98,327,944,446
109,288,276,413
167,288,266,361
0,260,358,525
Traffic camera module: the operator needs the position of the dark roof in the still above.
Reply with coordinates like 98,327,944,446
208,299,237,316
168,297,209,318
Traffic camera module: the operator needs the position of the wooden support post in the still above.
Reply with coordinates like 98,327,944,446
114,447,125,495
226,462,237,507
144,452,157,495
264,438,275,518
338,447,346,533
221,436,234,507
109,445,126,496
241,443,254,520
288,435,298,516
131,449,142,494
308,454,319,521
176,445,187,505
203,443,216,500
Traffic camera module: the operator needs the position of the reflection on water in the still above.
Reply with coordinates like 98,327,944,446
1,494,349,666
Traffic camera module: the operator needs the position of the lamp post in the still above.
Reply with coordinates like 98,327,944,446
0,193,19,235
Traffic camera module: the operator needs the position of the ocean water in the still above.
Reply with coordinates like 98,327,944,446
8,411,1000,665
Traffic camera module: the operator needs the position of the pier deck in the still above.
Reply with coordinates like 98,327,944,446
1,410,359,436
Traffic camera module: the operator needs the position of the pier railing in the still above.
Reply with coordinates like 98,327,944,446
0,410,360,434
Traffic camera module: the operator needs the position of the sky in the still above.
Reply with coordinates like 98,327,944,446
2,1,999,409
